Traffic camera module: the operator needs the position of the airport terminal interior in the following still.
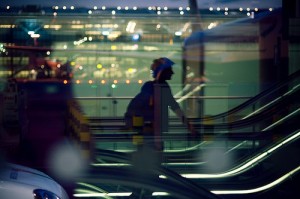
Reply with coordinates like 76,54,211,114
1,0,300,198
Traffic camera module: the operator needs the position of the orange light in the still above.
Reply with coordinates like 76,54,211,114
126,79,130,84
101,80,106,84
76,80,81,84
88,80,93,84
63,80,68,84
138,80,143,84
113,80,118,84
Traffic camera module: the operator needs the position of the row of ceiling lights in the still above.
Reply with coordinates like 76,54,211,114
2,5,274,17
63,79,144,85
2,5,273,12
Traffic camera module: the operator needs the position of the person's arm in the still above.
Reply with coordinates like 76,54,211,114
166,83,199,136
173,108,197,135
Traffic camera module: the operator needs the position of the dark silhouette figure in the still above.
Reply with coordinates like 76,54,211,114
125,57,199,198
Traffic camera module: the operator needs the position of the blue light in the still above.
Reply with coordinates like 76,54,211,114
132,34,140,41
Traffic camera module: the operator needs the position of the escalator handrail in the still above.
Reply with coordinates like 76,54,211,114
193,69,300,121
83,165,222,199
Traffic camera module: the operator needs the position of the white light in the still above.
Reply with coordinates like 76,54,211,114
117,6,121,10
63,6,66,10
125,6,129,10
209,7,213,11
152,192,169,196
92,162,130,166
157,11,161,15
186,7,190,11
31,34,40,39
126,21,136,33
74,192,132,197
73,191,170,197
269,8,273,11
93,6,97,10
133,7,137,10
88,10,92,14
180,11,184,15
70,6,74,10
101,6,106,10
175,31,182,36
179,7,183,11
217,7,221,11
239,7,243,11
28,31,35,35
102,31,110,36
112,10,116,15
164,7,168,10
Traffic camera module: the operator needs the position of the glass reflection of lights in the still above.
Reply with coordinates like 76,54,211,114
242,84,300,120
76,131,300,197
262,108,300,131
211,165,300,195
91,131,300,180
74,182,170,198
181,131,300,179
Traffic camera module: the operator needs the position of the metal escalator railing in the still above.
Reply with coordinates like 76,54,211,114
87,73,300,132
89,128,300,198
196,131,300,198
93,128,300,176
192,69,300,122
74,165,222,199
86,70,300,157
85,69,300,129
91,98,300,171
71,71,300,198
92,103,300,178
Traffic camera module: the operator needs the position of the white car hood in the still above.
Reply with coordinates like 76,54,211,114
0,163,68,199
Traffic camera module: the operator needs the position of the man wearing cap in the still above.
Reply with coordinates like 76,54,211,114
125,57,199,198
125,57,198,151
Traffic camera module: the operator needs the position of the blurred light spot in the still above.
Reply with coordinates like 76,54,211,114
47,142,88,181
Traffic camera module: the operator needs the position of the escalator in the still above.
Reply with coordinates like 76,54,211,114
88,69,300,131
92,77,300,169
79,70,300,198
190,69,300,124
74,163,222,199
84,117,300,199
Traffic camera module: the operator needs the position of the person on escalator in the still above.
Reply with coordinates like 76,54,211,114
125,57,200,199
125,57,199,152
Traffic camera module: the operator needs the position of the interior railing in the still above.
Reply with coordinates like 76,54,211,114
69,70,300,199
